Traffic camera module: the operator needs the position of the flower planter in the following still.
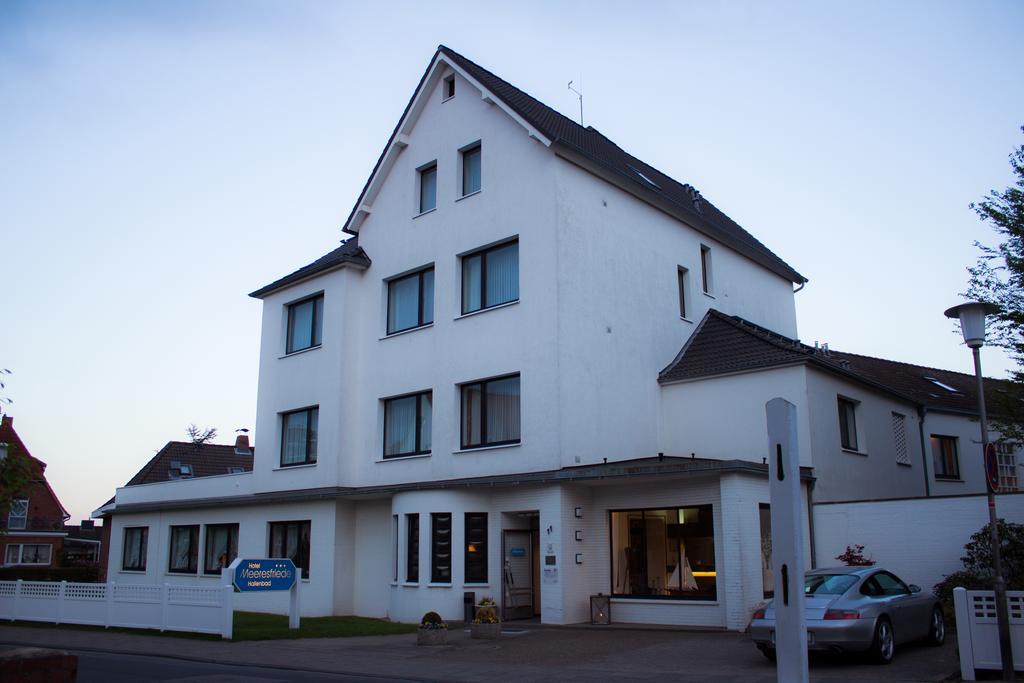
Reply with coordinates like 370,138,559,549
470,622,501,640
417,628,448,646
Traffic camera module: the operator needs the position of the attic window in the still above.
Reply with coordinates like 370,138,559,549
228,467,245,474
924,377,960,394
626,164,660,190
443,75,455,101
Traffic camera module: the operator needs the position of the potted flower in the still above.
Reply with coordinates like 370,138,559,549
417,611,448,646
471,597,501,639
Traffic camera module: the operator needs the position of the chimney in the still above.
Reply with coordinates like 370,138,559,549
81,520,94,529
234,434,251,455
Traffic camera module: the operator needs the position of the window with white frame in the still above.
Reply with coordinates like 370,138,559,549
700,245,713,294
8,498,27,530
4,543,51,566
460,143,481,196
286,293,324,354
383,391,432,458
418,162,437,214
122,526,148,571
892,412,910,465
460,374,521,449
837,397,859,451
280,406,318,467
462,240,518,315
387,267,434,334
997,441,1018,492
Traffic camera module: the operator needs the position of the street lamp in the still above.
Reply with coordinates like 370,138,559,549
944,301,1013,680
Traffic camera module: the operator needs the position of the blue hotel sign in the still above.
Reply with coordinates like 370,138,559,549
233,558,297,592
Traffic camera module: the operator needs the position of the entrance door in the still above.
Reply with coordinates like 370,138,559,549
502,530,534,620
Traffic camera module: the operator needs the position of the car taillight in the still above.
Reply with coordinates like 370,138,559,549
824,609,860,620
752,608,766,620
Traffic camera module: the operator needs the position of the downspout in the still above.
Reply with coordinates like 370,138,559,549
917,406,931,497
806,478,816,569
793,280,806,294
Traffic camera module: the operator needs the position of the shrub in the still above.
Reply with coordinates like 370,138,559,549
419,611,447,630
933,519,1024,615
835,544,875,566
474,604,499,624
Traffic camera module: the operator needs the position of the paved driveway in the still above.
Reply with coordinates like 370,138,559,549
0,623,960,682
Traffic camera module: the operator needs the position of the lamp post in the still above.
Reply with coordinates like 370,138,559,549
944,301,1013,680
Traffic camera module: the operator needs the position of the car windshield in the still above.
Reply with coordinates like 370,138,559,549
805,574,858,596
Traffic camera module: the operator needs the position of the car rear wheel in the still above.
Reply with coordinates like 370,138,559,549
870,617,895,664
926,606,945,646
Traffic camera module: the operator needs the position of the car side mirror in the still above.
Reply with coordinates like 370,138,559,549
909,584,921,594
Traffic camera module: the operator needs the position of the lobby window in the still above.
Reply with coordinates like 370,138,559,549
168,525,199,574
462,240,518,314
406,513,420,583
610,505,717,601
464,512,488,584
837,397,859,451
122,527,148,572
431,512,452,584
4,543,51,565
203,523,239,575
418,163,437,214
8,498,27,530
387,267,434,334
460,374,521,449
384,391,432,458
931,435,960,481
269,520,310,579
281,407,318,467
460,143,481,196
286,294,323,354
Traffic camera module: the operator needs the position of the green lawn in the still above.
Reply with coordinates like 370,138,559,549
0,611,417,642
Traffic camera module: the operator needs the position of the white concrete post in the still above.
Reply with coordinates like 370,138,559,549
105,581,115,628
766,397,809,683
220,566,234,640
56,580,66,624
954,587,976,681
289,577,301,630
12,580,22,621
160,583,169,632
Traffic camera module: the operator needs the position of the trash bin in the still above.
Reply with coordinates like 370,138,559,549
464,591,476,623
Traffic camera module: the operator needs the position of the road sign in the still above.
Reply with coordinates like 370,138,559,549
985,443,1000,493
232,558,298,592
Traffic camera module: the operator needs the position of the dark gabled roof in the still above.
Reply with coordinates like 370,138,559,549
438,46,804,285
126,441,254,486
659,309,1007,415
249,236,371,299
339,45,804,285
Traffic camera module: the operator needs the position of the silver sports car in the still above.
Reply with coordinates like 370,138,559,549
748,566,945,664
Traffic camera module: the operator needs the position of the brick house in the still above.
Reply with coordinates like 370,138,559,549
0,416,70,568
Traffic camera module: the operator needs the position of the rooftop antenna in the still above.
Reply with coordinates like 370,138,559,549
567,78,583,126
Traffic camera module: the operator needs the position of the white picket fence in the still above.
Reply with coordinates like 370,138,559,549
0,580,234,639
953,587,1024,680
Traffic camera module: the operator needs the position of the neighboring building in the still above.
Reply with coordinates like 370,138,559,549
62,519,103,567
95,46,1019,629
94,435,253,580
0,416,70,569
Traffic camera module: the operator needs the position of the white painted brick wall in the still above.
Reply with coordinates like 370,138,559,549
813,493,1024,593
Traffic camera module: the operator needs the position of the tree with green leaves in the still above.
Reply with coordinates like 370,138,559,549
965,128,1024,442
0,369,33,535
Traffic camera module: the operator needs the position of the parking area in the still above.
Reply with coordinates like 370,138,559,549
0,622,960,682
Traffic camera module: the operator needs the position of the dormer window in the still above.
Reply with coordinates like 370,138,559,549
923,376,960,394
443,75,455,101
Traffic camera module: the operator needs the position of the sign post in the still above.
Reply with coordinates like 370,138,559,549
766,397,809,683
225,558,301,630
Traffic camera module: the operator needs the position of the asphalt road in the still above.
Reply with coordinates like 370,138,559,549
74,651,420,683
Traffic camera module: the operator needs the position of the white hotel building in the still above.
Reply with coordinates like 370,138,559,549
97,46,1018,630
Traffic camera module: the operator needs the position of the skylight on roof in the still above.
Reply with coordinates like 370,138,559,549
626,164,660,190
924,376,960,393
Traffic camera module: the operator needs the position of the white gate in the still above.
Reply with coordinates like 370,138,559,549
953,587,1024,680
0,580,234,639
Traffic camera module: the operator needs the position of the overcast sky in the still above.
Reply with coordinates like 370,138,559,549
2,1,1022,524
